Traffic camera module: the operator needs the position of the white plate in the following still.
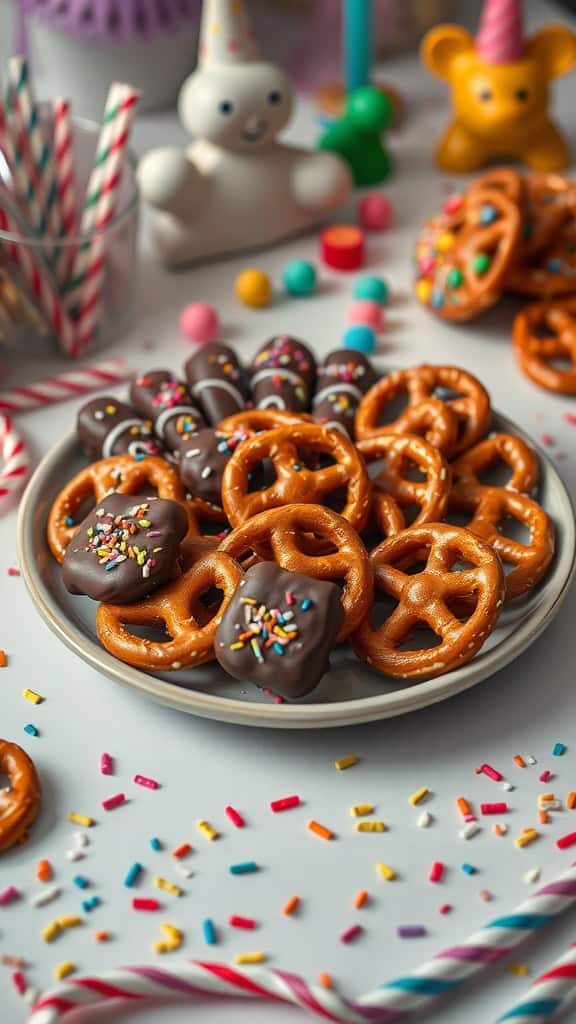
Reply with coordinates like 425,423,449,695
18,415,576,729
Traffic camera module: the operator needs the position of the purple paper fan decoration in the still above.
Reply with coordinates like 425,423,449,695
18,0,201,43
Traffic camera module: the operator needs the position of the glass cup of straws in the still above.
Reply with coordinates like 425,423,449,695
0,106,139,360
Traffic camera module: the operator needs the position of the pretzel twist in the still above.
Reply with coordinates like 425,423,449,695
47,455,199,564
513,299,576,394
219,504,373,641
352,523,505,679
451,433,540,495
96,548,242,670
0,739,42,852
218,409,313,433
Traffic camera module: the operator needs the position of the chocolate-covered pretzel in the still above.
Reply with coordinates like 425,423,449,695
62,493,189,604
179,426,254,508
129,370,205,455
313,349,377,434
215,561,344,698
185,343,248,425
250,335,316,412
77,397,162,462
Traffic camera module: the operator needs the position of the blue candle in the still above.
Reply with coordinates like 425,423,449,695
344,0,373,93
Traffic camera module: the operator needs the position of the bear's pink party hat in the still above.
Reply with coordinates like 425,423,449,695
475,0,524,64
198,0,259,68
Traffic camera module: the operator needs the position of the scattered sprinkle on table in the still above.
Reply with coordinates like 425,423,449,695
283,895,300,916
123,863,142,888
229,915,256,930
553,742,566,756
398,925,427,938
197,819,219,840
102,793,126,811
203,919,217,944
134,774,159,789
513,755,526,768
376,862,396,881
506,963,530,976
94,930,110,942
334,755,357,771
479,763,503,782
149,837,161,851
132,899,161,911
154,877,182,896
350,803,374,817
408,787,429,806
318,972,333,989
270,795,300,813
524,867,541,884
99,753,113,775
234,952,266,965
36,859,52,882
355,821,385,832
460,822,480,840
429,861,444,883
229,861,259,875
481,802,508,815
82,896,101,912
308,820,334,840
340,924,363,944
0,650,7,668
73,875,89,890
462,863,477,875
540,770,552,783
515,829,539,848
354,889,368,909
53,961,75,981
456,796,475,821
22,688,43,704
172,843,192,860
68,813,94,828
556,830,576,850
23,724,38,737
225,806,245,828
418,811,432,828
0,886,20,906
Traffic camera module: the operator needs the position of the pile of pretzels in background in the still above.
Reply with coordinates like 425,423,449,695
45,339,557,700
414,168,576,396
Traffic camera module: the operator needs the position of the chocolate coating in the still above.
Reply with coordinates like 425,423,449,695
129,370,205,455
250,335,316,412
185,343,248,425
313,349,377,434
215,561,344,699
62,493,188,603
179,427,236,507
77,397,162,462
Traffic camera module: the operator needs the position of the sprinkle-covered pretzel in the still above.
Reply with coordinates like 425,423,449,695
352,523,505,679
358,433,452,533
506,221,576,297
467,167,526,208
47,455,199,564
355,364,491,456
219,504,373,640
96,549,242,670
451,433,540,495
0,739,42,852
221,422,372,532
414,188,521,321
513,299,576,394
448,484,555,601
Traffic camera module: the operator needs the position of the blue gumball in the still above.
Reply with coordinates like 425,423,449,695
352,274,389,305
342,324,376,354
282,259,317,297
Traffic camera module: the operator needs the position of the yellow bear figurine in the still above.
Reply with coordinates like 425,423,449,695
421,0,576,173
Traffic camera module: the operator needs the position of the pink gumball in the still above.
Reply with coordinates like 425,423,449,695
180,303,220,345
347,299,385,332
358,193,393,232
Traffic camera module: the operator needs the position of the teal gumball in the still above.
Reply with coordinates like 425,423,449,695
282,259,318,297
342,324,376,354
353,275,389,306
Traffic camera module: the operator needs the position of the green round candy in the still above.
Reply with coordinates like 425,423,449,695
472,253,491,275
353,275,389,305
346,87,392,134
282,259,317,297
447,267,463,289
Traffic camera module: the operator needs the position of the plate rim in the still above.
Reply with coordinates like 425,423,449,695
17,416,576,729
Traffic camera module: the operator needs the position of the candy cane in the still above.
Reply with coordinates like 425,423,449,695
52,99,77,288
0,358,131,414
28,864,576,1024
497,942,576,1023
0,414,29,511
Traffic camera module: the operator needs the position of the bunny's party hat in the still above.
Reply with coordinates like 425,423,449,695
198,0,259,68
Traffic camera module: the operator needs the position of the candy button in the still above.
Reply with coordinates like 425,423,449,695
443,194,464,215
320,224,365,271
479,204,498,225
358,192,393,232
436,232,455,253
431,290,445,309
347,299,384,331
418,255,435,276
353,274,389,305
342,324,376,353
283,259,317,297
472,253,491,275
415,279,432,304
235,268,272,307
447,267,463,288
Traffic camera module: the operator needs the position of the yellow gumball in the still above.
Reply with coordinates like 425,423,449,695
235,268,272,308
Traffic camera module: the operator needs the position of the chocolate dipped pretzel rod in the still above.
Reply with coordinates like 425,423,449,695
77,397,162,462
129,369,206,455
250,335,316,412
185,342,248,425
313,348,377,434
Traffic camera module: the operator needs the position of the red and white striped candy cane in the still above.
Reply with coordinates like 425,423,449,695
52,98,77,288
0,358,131,414
0,414,29,511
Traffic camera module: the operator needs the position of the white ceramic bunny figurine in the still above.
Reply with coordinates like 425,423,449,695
137,0,351,268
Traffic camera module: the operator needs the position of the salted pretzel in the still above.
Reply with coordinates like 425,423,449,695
355,365,491,457
47,455,199,564
513,299,576,394
517,173,576,260
0,739,42,852
219,504,373,640
358,433,451,537
448,484,555,601
452,433,539,495
218,409,313,433
414,188,521,321
352,523,505,679
96,548,242,670
222,422,372,532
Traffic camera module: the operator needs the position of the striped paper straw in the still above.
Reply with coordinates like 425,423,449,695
27,864,576,1024
0,100,46,240
66,83,140,352
0,205,77,356
497,942,576,1023
6,57,62,245
0,358,131,414
52,98,77,286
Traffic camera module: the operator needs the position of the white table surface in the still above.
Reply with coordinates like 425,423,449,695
3,3,576,1022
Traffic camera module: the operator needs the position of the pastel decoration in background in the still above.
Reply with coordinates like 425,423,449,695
235,268,272,308
180,302,220,345
344,0,372,93
347,299,384,332
137,0,351,268
342,324,376,353
358,192,393,231
320,224,365,271
318,86,393,186
353,274,389,305
19,0,202,119
282,259,317,297
421,0,576,173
